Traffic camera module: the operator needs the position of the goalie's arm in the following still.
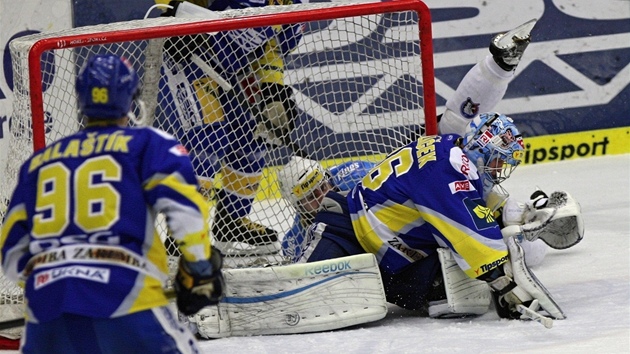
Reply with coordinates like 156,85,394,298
190,54,309,158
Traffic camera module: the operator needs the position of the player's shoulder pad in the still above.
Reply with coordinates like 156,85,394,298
144,126,178,141
134,126,189,157
444,135,480,181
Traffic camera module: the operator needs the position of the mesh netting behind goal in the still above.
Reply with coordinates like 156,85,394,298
0,0,436,324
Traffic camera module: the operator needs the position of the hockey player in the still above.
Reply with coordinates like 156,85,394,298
278,158,376,262
156,0,304,256
0,55,224,352
302,112,573,321
278,19,551,266
278,156,555,267
277,21,583,321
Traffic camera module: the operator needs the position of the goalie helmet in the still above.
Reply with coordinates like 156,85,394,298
462,112,525,192
277,156,332,218
76,54,139,119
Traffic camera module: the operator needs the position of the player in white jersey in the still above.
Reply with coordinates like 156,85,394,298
0,54,224,353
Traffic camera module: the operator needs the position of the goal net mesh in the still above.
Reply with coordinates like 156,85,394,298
0,0,435,324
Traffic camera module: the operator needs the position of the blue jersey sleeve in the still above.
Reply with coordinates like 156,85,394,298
140,127,211,263
0,126,210,322
329,160,376,192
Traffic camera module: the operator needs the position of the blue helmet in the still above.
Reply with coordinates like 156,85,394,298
462,112,525,190
76,54,139,119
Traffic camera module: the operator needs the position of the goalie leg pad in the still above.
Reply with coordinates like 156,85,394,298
428,248,491,318
505,237,566,319
189,253,387,338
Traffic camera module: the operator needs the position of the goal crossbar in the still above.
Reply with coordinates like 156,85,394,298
12,0,436,152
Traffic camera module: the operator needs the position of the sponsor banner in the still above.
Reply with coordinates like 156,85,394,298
522,126,630,165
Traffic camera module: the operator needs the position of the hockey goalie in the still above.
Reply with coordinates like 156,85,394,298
182,17,584,337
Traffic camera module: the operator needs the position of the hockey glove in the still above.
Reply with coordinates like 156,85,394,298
501,189,555,242
505,190,584,249
257,82,298,141
525,191,584,249
486,254,538,320
174,246,225,316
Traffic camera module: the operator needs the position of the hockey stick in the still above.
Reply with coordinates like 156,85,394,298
189,54,310,158
0,318,24,331
516,300,554,329
0,289,178,331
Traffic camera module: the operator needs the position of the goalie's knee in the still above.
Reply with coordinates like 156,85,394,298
428,248,492,318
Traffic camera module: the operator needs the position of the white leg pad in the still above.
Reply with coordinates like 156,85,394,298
429,249,491,318
506,237,566,319
189,253,387,338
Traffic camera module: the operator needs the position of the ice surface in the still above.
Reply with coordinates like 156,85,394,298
199,154,630,354
4,155,628,353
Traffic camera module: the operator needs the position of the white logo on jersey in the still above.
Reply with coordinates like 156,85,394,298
449,147,479,180
34,265,110,289
448,180,476,194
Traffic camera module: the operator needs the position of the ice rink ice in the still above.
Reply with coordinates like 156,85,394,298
3,154,628,353
196,153,630,354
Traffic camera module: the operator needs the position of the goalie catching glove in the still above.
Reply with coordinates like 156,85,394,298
250,81,299,145
501,190,584,249
174,246,225,316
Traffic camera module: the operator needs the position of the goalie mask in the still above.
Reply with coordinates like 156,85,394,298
76,54,140,119
462,112,525,195
277,156,332,222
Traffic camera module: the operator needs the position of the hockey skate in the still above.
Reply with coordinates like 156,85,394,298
212,201,281,256
489,18,537,71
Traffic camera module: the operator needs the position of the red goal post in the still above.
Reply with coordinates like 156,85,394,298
16,0,436,152
1,0,436,329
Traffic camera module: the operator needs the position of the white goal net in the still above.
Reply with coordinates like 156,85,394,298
0,0,436,329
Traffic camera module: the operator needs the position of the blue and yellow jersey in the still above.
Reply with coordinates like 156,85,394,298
0,125,210,322
347,134,508,278
282,160,376,262
157,0,304,179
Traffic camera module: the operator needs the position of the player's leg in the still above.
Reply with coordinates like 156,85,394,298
380,251,444,311
439,19,537,136
95,307,200,353
21,315,97,353
21,307,200,353
213,99,280,256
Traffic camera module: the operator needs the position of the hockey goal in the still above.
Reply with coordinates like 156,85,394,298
1,0,436,325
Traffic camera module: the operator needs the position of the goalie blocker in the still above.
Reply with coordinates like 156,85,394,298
186,253,387,338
